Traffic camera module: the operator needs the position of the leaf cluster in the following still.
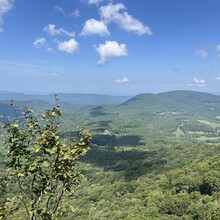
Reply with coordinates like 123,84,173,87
0,99,92,219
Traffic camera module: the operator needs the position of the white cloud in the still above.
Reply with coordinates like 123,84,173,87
99,3,152,36
57,38,79,54
95,40,128,65
33,37,46,48
81,18,110,36
193,77,206,87
54,5,65,15
70,9,80,18
195,49,207,59
114,76,130,83
43,24,75,37
0,0,13,32
85,0,103,5
215,77,220,81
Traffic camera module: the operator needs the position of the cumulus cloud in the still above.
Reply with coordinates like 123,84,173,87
193,77,206,87
81,18,110,36
95,40,128,65
114,76,130,83
33,37,46,48
0,0,13,32
99,3,152,36
43,24,75,37
57,38,79,54
85,0,104,4
195,49,208,59
54,5,65,15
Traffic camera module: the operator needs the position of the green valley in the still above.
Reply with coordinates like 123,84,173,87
1,90,220,219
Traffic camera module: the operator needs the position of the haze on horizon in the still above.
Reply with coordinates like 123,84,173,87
1,0,220,96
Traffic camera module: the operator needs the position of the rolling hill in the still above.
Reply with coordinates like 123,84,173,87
64,90,220,147
58,90,220,219
0,92,130,115
119,90,220,115
0,92,129,107
1,90,220,219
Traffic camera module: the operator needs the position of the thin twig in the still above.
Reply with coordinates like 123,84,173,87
16,175,31,219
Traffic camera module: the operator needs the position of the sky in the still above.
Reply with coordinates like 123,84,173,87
1,0,220,96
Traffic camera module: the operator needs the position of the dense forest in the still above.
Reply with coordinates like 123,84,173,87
1,90,220,219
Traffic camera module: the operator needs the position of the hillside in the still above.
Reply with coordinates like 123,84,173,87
63,90,220,147
0,102,22,117
59,90,220,180
120,90,220,115
58,90,220,219
1,90,220,219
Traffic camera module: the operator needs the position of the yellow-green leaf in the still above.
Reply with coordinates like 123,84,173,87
42,161,49,167
12,124,19,128
17,173,24,177
35,145,41,152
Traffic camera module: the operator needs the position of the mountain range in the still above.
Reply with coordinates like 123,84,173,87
1,90,220,219
0,92,130,113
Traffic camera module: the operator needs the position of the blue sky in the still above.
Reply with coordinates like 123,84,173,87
1,0,220,95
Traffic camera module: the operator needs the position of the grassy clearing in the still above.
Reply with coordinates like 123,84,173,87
188,131,205,135
173,124,185,137
196,136,220,142
198,119,220,128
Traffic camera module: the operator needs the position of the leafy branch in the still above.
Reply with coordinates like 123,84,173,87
0,97,92,219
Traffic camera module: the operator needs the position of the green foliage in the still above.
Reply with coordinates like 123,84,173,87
1,91,220,219
55,91,220,219
0,98,92,219
67,154,220,219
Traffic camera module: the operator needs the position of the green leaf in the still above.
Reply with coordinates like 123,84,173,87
17,173,24,177
42,161,49,167
35,145,41,152
28,166,36,172
68,205,75,213
12,123,19,128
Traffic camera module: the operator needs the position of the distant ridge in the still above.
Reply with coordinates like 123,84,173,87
0,92,130,115
0,92,130,107
118,90,220,115
2,90,220,116
121,90,220,104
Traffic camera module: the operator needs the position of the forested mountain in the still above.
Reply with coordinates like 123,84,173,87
1,90,220,219
65,90,220,146
120,90,220,115
0,92,129,110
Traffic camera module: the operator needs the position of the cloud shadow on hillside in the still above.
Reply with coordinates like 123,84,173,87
61,131,167,180
80,144,167,180
91,134,144,147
